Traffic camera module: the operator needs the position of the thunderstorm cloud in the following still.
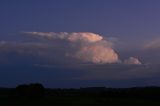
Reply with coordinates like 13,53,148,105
0,32,142,65
24,32,119,64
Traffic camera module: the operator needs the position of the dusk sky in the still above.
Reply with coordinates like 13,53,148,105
1,0,160,88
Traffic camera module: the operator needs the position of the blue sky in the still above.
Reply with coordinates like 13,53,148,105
1,0,160,88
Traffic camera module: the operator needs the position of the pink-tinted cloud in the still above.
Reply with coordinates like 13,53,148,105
124,57,141,65
24,32,103,43
25,32,119,64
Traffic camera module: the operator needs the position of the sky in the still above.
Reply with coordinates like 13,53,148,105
1,0,160,88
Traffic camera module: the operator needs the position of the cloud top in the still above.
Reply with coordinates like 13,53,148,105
24,32,103,43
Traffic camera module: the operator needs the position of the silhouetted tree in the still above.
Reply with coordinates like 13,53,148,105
28,83,45,98
16,83,45,98
16,84,29,98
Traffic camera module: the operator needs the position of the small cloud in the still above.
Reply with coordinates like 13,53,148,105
124,57,142,65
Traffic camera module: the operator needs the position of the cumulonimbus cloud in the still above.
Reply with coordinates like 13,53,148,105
75,44,118,64
24,32,119,64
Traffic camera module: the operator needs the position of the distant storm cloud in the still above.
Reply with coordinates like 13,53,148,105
24,32,119,64
0,32,142,65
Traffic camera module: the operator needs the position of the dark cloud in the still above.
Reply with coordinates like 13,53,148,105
29,63,160,81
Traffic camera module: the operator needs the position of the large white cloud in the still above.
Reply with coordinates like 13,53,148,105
24,32,119,64
75,44,118,64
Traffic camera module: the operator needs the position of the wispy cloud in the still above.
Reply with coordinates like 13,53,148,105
143,38,160,50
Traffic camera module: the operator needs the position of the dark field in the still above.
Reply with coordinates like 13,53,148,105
1,97,160,106
1,85,160,106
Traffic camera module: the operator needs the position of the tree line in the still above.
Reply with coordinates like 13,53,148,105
1,83,160,99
